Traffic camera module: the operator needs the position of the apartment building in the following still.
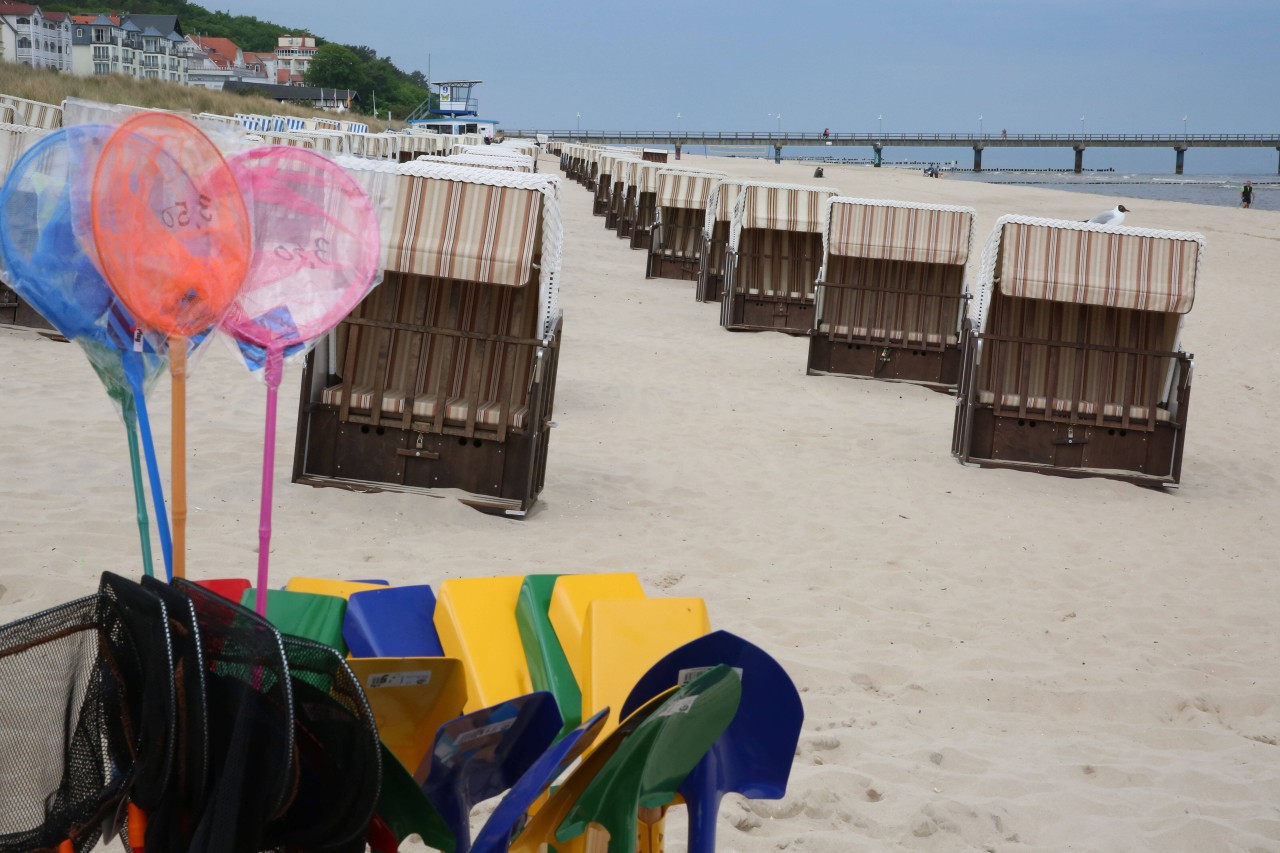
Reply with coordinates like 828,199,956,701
67,12,187,84
0,2,72,71
274,34,316,85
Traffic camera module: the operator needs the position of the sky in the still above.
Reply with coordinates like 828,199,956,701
208,0,1280,172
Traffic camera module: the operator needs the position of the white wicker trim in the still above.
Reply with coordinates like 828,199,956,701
335,155,564,340
702,179,747,240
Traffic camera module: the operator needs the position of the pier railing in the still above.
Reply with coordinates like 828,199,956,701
514,130,1280,173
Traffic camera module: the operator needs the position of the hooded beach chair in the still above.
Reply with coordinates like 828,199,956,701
294,159,564,516
646,169,729,282
606,158,638,232
722,181,839,334
0,121,52,329
626,161,665,249
0,94,63,129
593,152,638,217
809,197,977,389
696,179,745,304
952,214,1204,486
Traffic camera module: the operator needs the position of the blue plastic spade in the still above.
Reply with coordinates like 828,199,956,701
620,630,804,853
470,710,608,853
344,584,443,657
421,691,563,853
0,125,172,577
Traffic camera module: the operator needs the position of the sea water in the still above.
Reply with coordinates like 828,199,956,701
945,171,1278,213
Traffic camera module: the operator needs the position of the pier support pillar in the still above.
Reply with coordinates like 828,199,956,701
1276,147,1279,175
1174,146,1186,175
774,144,782,164
675,143,682,161
1073,146,1085,174
972,146,984,172
873,144,882,167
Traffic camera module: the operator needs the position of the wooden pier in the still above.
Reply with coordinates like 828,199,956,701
512,130,1280,174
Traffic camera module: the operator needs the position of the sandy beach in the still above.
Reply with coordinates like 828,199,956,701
1,151,1277,852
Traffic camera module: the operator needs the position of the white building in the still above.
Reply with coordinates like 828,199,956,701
274,34,317,85
0,3,72,71
67,12,187,84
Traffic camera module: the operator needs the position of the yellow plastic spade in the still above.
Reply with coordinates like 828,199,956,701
548,573,646,683
284,577,389,599
345,656,467,777
582,597,710,736
434,576,533,712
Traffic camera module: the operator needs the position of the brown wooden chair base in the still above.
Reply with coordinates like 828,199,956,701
293,405,551,516
629,228,653,251
724,295,814,335
646,252,700,281
959,408,1184,487
807,336,960,391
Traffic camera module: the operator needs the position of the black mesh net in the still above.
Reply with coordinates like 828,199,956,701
139,575,211,851
0,591,147,852
261,636,382,853
172,579,297,852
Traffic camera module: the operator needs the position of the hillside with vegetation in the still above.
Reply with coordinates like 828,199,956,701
0,61,382,124
39,0,432,119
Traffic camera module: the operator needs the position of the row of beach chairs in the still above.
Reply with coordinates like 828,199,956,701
558,141,1204,487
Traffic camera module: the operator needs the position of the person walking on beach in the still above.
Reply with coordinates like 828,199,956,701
1241,181,1254,209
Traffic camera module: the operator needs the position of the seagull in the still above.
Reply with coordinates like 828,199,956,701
1086,204,1129,226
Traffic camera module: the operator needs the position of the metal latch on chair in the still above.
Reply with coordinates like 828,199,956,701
1053,425,1089,447
395,431,440,460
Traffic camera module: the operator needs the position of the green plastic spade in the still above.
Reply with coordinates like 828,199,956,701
516,574,583,739
242,588,348,654
555,665,741,853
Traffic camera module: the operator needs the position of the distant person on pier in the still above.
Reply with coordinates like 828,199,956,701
823,127,830,138
1001,128,1007,140
1241,181,1254,209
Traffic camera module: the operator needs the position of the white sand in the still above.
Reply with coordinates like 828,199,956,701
1,152,1277,852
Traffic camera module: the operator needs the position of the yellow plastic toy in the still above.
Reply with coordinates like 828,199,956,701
345,656,467,781
581,597,710,736
283,577,389,599
434,576,533,713
547,572,646,683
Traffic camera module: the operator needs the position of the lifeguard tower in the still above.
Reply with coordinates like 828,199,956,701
405,79,500,137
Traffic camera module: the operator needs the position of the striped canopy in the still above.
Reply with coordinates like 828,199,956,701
736,183,836,233
656,170,728,210
994,217,1203,314
826,198,975,266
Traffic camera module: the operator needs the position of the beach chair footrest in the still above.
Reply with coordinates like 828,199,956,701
964,409,1183,484
807,335,960,389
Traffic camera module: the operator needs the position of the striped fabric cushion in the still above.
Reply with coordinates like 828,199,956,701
976,294,1182,426
827,200,973,265
382,175,541,286
818,325,957,346
999,222,1198,313
657,172,725,210
739,185,836,233
820,257,966,344
975,391,1170,423
321,385,529,429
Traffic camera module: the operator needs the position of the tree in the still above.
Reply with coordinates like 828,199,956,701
304,43,369,95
